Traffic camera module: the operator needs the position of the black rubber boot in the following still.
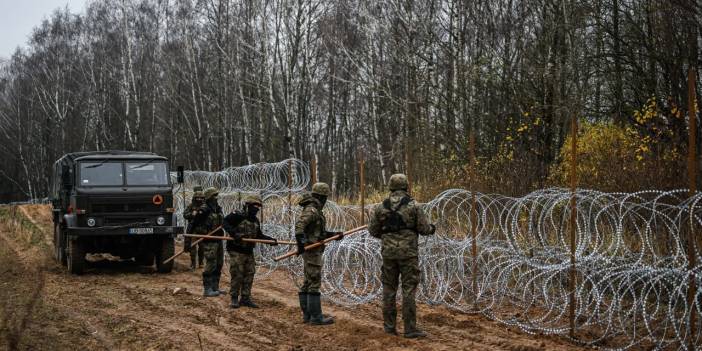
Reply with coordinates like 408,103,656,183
307,292,334,325
230,294,240,308
298,292,310,323
384,327,398,336
239,296,259,309
203,277,220,297
190,253,196,270
213,276,226,295
403,329,427,339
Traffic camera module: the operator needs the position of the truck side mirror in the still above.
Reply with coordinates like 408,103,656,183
177,166,184,184
61,165,72,189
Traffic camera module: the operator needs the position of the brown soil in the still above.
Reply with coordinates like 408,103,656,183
0,205,591,351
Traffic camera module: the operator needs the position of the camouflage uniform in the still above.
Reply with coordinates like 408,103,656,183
196,187,224,297
295,183,340,325
368,174,435,338
182,187,205,269
296,193,328,293
223,194,276,308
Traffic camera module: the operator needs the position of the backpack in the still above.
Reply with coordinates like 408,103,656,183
380,196,412,233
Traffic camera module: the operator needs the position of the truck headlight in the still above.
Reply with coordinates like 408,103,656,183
156,216,166,225
87,218,96,227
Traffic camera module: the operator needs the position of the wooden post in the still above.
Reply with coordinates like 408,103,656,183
406,147,412,194
288,159,293,234
179,182,186,247
360,152,366,225
469,132,478,305
288,159,293,203
687,67,698,350
311,157,318,185
569,115,578,338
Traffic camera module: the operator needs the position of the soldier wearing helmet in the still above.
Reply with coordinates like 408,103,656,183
223,193,278,309
294,182,343,325
182,185,206,269
368,173,436,338
195,186,225,297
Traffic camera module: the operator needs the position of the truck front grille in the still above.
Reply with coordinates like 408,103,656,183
103,218,150,226
92,203,160,213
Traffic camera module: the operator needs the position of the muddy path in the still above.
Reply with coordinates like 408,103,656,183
0,205,589,350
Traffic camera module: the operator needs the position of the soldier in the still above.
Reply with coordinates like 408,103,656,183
368,174,436,338
295,182,343,325
182,186,205,270
223,194,278,309
194,187,225,297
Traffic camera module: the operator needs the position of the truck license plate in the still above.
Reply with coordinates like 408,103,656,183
129,227,154,235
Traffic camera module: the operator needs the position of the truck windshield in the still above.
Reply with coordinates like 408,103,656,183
79,162,124,186
126,161,169,186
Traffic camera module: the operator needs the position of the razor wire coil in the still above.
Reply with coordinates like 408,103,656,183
174,159,701,350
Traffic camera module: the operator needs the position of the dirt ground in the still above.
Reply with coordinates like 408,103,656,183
0,205,590,351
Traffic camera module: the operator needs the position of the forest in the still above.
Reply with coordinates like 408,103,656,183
0,0,700,202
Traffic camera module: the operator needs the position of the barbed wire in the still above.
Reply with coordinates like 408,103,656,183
170,158,309,195
174,159,701,350
304,188,701,350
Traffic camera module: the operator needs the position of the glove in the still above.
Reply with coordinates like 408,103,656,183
428,224,437,235
295,234,306,254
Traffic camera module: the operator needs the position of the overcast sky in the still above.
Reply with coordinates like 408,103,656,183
0,0,86,60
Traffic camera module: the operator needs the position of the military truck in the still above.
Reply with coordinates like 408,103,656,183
50,151,183,274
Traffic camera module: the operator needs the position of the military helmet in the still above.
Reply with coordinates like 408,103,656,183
204,187,219,199
244,193,263,206
389,174,409,191
311,182,331,197
192,185,204,199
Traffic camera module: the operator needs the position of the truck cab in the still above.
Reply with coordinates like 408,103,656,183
50,151,183,274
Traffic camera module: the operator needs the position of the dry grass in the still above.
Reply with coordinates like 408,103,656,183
0,207,47,351
334,181,440,206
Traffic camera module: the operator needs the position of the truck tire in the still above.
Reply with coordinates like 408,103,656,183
53,224,60,261
135,252,155,266
68,238,86,274
54,224,67,266
155,238,174,273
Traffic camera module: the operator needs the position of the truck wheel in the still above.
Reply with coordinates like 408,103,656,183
53,224,60,260
155,238,174,273
54,224,67,266
135,252,155,266
68,238,86,274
